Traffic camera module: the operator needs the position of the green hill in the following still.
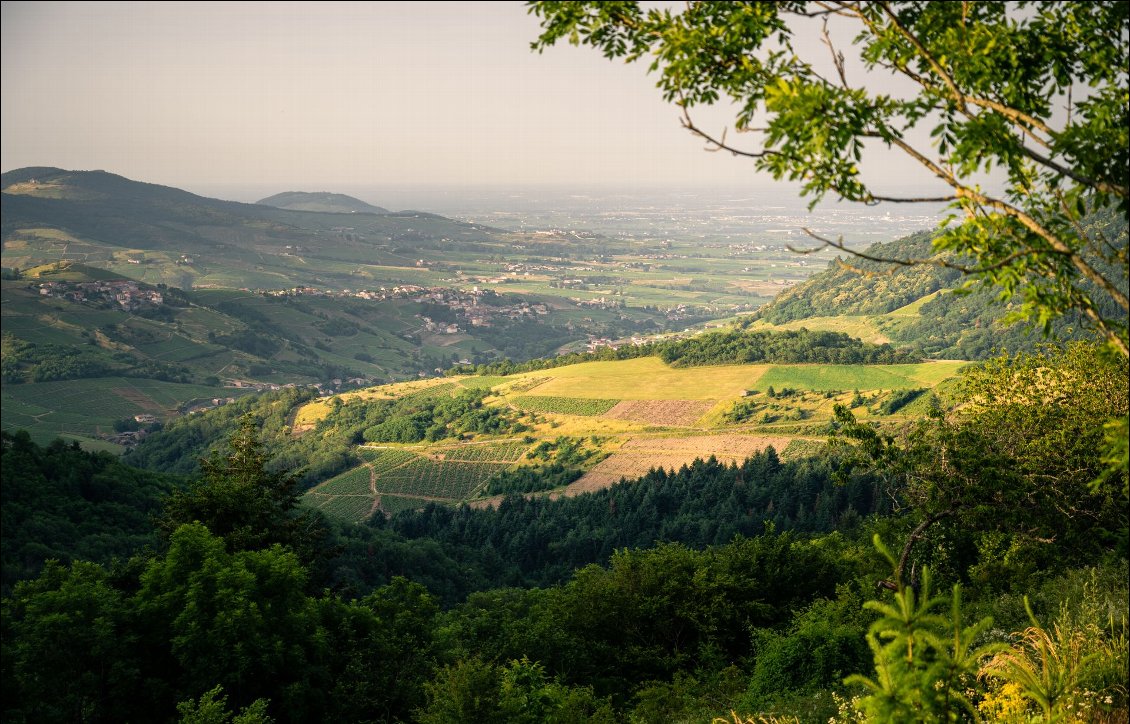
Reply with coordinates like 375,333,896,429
1,167,500,290
750,211,1127,359
125,338,967,519
257,191,389,214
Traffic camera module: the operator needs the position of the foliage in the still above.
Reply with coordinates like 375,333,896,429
878,388,925,415
530,1,1129,355
176,686,273,724
388,449,886,587
416,656,615,724
459,327,919,377
846,538,1006,721
981,591,1129,721
484,462,582,496
1,560,139,723
830,343,1128,585
0,429,178,593
754,211,1128,360
760,231,957,322
157,416,331,571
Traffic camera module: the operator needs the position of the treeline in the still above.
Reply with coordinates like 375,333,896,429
122,387,355,484
384,448,885,588
323,386,527,444
449,327,918,377
125,384,529,485
658,327,917,365
0,422,871,722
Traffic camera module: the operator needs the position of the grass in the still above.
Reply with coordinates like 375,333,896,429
509,357,772,400
746,315,890,344
756,361,966,392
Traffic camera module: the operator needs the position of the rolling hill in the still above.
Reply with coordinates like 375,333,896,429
747,209,1127,359
124,331,966,523
257,191,389,214
0,167,500,290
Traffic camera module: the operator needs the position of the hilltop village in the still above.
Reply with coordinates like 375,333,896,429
36,279,164,310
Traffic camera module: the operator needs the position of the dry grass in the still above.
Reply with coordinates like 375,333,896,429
601,399,716,427
564,434,795,495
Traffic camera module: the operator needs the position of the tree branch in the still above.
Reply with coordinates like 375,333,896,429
792,227,1038,276
679,107,777,159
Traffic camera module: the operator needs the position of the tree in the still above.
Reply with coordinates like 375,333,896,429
830,343,1128,588
158,415,330,571
2,561,139,722
529,1,1128,356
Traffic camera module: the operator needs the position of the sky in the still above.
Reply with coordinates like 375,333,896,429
1,1,943,202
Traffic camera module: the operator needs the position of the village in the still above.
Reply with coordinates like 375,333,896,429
36,279,164,310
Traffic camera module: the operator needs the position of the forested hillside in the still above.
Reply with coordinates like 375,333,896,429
754,208,1128,359
3,343,1126,722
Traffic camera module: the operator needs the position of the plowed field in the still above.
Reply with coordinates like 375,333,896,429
601,399,715,426
564,434,795,495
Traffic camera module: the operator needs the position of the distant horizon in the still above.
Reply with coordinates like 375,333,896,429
2,163,952,230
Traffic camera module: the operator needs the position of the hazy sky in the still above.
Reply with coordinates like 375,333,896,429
1,1,941,199
2,1,735,190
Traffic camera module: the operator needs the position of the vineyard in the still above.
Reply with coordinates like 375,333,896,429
309,465,372,496
358,448,420,474
510,396,619,416
312,494,376,523
373,457,506,499
429,440,530,463
304,441,533,521
304,448,421,522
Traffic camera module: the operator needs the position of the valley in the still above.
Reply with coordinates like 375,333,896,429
1,168,945,451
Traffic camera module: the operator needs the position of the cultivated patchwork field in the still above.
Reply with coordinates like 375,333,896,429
303,439,532,522
298,355,967,520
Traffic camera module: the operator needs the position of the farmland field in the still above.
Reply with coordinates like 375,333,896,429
513,357,770,400
287,353,971,520
565,434,797,495
310,493,377,523
601,399,716,427
309,465,373,496
373,457,506,500
357,447,420,473
0,376,249,445
755,361,966,391
427,440,530,463
510,395,619,416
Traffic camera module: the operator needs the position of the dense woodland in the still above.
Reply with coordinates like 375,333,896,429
3,342,1127,723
